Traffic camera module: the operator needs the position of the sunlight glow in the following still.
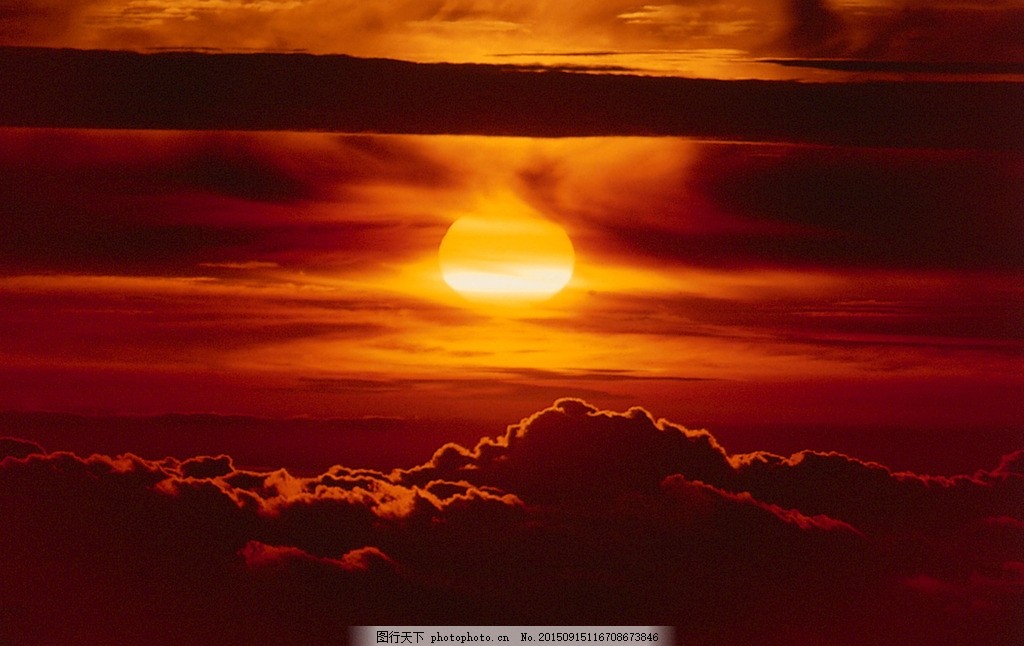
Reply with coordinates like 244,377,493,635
439,209,575,302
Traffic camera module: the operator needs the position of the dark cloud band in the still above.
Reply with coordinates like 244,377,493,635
2,47,1022,150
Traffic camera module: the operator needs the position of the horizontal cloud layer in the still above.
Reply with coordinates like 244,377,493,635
2,0,1022,71
3,48,1023,147
3,399,1022,644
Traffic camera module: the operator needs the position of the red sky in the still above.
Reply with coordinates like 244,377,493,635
0,130,1020,439
1,1,1023,643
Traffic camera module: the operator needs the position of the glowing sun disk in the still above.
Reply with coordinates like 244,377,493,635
439,212,575,302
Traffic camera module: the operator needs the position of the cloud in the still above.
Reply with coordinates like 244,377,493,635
401,399,1024,534
0,436,45,459
239,540,396,572
4,0,1023,71
760,0,1024,63
506,137,1024,273
4,399,1020,642
0,132,1019,431
297,376,622,402
783,0,848,56
7,48,1024,147
0,0,102,45
0,443,526,638
581,143,1024,271
848,1,1024,64
178,453,235,478
400,398,737,503
0,129,460,275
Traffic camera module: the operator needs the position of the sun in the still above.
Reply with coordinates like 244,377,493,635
439,209,575,303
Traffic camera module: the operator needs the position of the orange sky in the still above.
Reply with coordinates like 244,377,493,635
3,0,1024,78
0,130,1020,429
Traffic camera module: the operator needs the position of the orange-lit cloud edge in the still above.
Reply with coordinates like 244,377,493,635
2,399,1023,642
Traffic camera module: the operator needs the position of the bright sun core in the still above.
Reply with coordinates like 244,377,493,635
439,210,575,303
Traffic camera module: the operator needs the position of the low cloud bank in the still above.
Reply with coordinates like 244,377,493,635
3,399,1022,644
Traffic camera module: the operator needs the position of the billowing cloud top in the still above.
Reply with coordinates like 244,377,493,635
3,399,1022,643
